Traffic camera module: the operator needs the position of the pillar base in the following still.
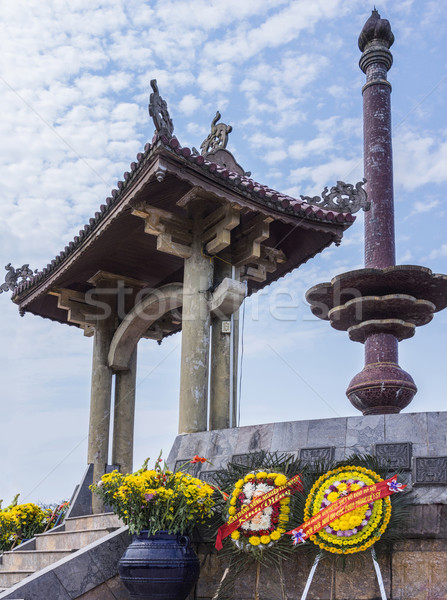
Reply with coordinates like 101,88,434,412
346,362,417,415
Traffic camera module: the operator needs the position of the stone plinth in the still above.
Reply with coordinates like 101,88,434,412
167,411,447,599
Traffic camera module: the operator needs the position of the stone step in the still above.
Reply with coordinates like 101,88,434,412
0,550,74,572
0,570,34,589
35,527,114,551
64,512,121,532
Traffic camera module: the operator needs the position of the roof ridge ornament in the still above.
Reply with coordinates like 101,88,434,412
148,79,174,138
300,178,369,213
0,263,36,294
200,111,232,155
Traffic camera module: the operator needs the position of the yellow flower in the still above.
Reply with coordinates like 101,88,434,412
228,507,236,516
234,479,244,489
260,535,270,544
275,474,287,486
230,531,240,540
245,474,255,481
249,536,260,546
229,497,237,506
327,492,338,503
270,531,281,541
256,472,268,479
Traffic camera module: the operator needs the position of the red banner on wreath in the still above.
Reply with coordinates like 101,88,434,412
286,475,405,543
215,474,303,550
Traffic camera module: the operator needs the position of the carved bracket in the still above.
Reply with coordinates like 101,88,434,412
132,205,193,259
240,247,286,283
232,215,273,268
300,178,369,213
49,288,100,326
209,277,246,317
201,204,241,255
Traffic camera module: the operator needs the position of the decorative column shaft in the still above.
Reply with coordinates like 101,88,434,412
178,201,214,433
361,22,395,269
112,345,137,474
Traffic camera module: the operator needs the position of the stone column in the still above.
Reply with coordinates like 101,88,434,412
178,201,214,433
87,282,116,513
112,345,137,474
209,260,240,430
231,307,239,426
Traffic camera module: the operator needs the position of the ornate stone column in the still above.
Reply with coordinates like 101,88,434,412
306,11,447,415
346,10,416,413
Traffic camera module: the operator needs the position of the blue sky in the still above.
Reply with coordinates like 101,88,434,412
1,0,446,505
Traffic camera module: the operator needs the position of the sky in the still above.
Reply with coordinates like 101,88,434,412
1,0,446,506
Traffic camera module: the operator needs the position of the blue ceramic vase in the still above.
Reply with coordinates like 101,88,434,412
118,530,200,599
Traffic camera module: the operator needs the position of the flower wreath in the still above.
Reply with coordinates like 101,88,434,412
303,465,392,555
227,471,291,552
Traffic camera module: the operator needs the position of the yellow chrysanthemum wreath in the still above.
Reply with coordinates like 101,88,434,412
227,471,291,552
304,466,392,555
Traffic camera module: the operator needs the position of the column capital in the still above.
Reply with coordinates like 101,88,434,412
359,9,394,75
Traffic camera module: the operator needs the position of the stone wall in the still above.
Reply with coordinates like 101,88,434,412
168,412,447,599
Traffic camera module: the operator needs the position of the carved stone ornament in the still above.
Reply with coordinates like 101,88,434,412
0,263,36,294
200,111,232,155
300,178,370,213
300,447,334,463
148,79,174,138
414,457,447,485
375,442,412,470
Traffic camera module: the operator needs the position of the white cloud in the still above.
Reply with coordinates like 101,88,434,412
429,245,447,260
179,94,202,115
289,157,362,192
395,128,447,190
409,199,440,216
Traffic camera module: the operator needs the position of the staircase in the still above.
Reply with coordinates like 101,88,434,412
0,513,122,594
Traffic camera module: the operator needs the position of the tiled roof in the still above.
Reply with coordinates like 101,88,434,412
12,134,355,300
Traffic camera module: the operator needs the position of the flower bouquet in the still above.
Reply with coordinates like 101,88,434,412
91,456,217,600
287,454,410,560
90,456,216,535
298,465,393,555
0,496,59,551
226,470,294,553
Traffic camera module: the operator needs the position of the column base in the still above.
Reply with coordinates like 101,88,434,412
346,362,417,415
